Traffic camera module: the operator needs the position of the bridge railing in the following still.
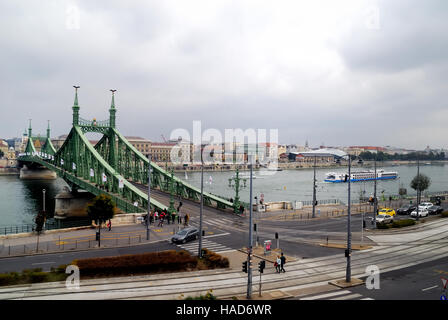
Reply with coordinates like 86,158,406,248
78,117,110,128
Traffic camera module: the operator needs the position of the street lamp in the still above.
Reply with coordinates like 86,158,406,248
345,154,352,283
198,145,204,258
416,153,420,221
147,157,151,241
42,189,46,213
312,155,317,218
246,154,254,299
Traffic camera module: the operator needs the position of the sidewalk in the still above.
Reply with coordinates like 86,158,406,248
0,221,181,258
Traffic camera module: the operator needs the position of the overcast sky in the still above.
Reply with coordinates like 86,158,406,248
1,0,447,150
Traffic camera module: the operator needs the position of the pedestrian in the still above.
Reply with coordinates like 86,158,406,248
184,213,189,226
280,253,286,273
275,256,281,273
172,212,176,224
167,212,171,225
177,213,181,224
107,219,112,231
177,201,183,213
154,210,159,221
150,211,154,225
239,205,244,215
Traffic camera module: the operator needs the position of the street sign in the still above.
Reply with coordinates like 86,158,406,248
442,277,448,289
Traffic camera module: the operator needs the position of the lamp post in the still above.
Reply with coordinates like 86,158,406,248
147,157,151,241
373,157,377,228
416,154,420,221
312,155,317,218
346,155,352,283
198,146,204,258
42,189,46,213
247,155,254,299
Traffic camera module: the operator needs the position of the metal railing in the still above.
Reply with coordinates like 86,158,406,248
0,219,92,236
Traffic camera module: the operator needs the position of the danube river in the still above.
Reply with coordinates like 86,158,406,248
1,163,448,227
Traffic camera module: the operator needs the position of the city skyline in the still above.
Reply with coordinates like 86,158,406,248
1,1,447,150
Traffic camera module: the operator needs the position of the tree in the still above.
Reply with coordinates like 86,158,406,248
86,194,116,247
410,174,431,218
410,174,431,194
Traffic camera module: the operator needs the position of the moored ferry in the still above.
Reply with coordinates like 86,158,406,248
324,169,398,183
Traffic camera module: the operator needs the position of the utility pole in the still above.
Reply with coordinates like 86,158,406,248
312,155,317,218
198,145,204,258
373,158,377,228
247,155,254,299
146,157,151,241
416,154,420,221
346,155,352,283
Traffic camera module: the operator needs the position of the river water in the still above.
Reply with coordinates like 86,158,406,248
1,163,447,226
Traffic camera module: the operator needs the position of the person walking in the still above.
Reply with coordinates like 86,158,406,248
184,213,189,226
177,213,181,225
171,212,176,224
154,210,159,221
275,256,281,273
149,211,154,225
280,253,286,273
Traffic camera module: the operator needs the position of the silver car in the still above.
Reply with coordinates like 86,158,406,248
375,214,394,224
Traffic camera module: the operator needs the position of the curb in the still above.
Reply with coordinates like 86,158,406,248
0,237,170,259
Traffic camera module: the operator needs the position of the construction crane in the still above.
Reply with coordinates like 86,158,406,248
161,134,167,142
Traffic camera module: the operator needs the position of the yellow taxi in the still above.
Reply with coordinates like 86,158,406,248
378,208,396,217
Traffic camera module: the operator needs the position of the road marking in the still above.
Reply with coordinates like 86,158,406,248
361,298,374,300
32,261,55,265
422,285,438,291
301,290,351,300
332,293,363,300
204,232,230,239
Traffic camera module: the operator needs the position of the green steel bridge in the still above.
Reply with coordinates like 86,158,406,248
17,88,234,214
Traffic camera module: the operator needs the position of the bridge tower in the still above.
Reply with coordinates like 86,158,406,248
108,90,117,170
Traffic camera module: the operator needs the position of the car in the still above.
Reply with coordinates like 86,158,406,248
396,204,416,215
171,227,199,244
378,208,396,217
419,202,433,210
375,214,394,224
410,208,429,218
427,205,443,215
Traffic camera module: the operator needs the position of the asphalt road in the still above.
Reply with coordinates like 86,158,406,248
348,255,448,300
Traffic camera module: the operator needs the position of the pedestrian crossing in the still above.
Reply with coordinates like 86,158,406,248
173,238,233,254
299,289,374,300
188,217,237,229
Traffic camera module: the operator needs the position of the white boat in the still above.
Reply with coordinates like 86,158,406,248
324,169,398,183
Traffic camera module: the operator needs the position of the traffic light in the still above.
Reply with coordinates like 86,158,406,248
258,260,265,273
242,261,248,273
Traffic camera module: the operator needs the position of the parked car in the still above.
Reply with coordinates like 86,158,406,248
396,204,416,215
378,208,396,217
427,205,443,215
375,214,394,224
419,202,433,210
171,227,199,244
410,208,429,218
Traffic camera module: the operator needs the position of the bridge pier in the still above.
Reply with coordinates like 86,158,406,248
54,189,95,219
19,165,57,180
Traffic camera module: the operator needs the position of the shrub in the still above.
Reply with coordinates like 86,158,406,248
72,250,198,277
200,248,230,269
0,274,17,286
392,219,416,228
28,272,48,283
185,290,217,300
441,211,448,218
376,223,390,229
